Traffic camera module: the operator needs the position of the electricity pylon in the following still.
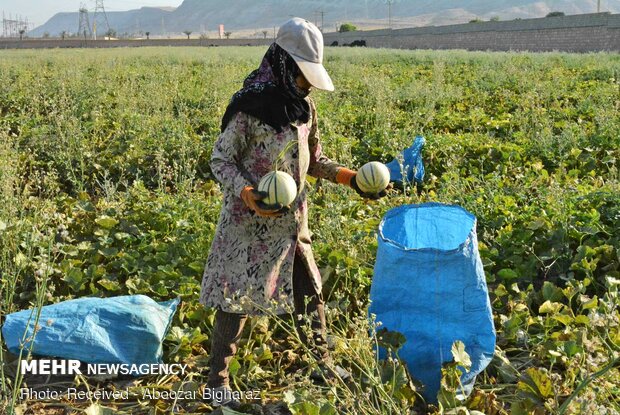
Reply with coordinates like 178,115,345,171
386,0,395,29
77,4,92,39
92,0,110,40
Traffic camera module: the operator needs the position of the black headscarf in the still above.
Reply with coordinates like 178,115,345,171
220,43,310,134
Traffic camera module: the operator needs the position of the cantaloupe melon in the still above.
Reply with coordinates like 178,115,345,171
257,171,297,207
356,162,390,194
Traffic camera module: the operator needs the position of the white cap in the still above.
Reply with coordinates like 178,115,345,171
275,17,334,92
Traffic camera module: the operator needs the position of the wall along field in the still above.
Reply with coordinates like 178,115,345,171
0,47,618,414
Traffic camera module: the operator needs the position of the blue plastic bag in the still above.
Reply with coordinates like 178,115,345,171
385,136,426,185
2,295,179,365
369,203,495,403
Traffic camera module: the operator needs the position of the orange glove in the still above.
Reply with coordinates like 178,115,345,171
240,186,288,217
335,167,357,186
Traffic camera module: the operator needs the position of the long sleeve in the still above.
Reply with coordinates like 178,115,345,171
306,98,344,183
210,111,254,196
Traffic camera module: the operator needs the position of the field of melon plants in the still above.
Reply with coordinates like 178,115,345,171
0,46,618,415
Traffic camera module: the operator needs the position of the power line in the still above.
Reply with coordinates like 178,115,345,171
313,9,326,31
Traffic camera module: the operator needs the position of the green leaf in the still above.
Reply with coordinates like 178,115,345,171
125,277,149,294
380,359,409,388
542,281,563,302
376,327,407,352
228,357,240,377
563,341,581,357
150,282,169,296
494,284,508,297
63,268,84,291
167,326,186,342
511,400,532,415
62,245,79,256
451,340,471,371
95,215,118,229
291,402,321,415
539,300,562,314
518,367,554,400
320,402,337,415
97,278,121,291
527,219,546,230
497,268,519,282
98,247,118,257
551,314,573,325
581,295,598,310
253,345,273,362
575,315,590,325
188,261,205,272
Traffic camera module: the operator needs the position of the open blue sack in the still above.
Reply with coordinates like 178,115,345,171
2,295,179,365
369,203,495,403
386,136,425,185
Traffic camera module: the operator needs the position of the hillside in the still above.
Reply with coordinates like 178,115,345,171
29,0,620,37
30,7,174,38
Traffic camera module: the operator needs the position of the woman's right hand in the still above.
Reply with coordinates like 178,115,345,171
350,175,393,200
240,186,289,217
336,167,391,200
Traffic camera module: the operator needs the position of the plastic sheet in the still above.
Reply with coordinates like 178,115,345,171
2,295,179,365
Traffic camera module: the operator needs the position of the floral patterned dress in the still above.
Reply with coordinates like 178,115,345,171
199,97,343,316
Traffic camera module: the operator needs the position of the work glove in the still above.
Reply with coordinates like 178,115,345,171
240,186,289,217
335,168,392,200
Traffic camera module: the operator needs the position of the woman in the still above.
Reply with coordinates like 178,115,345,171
199,17,388,407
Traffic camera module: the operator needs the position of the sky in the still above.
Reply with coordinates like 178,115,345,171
0,0,184,27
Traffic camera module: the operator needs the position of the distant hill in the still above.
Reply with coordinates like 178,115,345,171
30,7,174,38
30,0,620,37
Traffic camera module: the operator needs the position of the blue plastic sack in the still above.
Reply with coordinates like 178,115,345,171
2,295,179,365
386,136,425,185
369,203,495,403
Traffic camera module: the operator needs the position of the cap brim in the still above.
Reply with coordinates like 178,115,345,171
291,55,334,92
